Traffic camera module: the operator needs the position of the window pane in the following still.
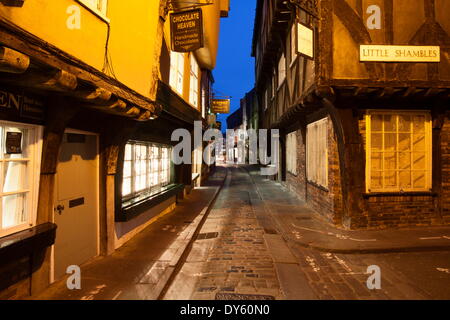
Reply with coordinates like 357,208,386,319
413,153,426,170
3,161,28,193
122,178,131,196
384,115,396,132
384,133,396,152
371,115,383,131
125,144,132,161
371,133,382,151
2,193,26,228
399,153,411,170
399,171,411,189
413,171,426,189
398,115,411,132
384,153,397,170
123,161,131,178
384,171,397,187
413,134,425,151
371,152,382,170
371,171,382,189
413,116,425,133
398,133,411,151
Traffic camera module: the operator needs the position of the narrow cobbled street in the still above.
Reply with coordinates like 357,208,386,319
164,165,450,300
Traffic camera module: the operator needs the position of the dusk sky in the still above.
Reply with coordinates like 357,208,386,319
213,1,256,131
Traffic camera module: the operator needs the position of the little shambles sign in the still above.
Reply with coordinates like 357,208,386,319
170,9,204,52
360,45,441,62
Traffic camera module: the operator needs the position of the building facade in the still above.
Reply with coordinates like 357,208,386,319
0,0,228,299
252,0,450,230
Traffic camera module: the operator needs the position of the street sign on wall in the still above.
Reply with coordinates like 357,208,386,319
211,99,230,114
360,45,441,63
170,9,204,52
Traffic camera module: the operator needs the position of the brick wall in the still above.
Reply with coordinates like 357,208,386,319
285,129,306,200
284,117,344,226
306,117,344,226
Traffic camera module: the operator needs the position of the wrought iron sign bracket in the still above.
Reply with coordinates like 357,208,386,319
288,0,319,19
167,0,214,13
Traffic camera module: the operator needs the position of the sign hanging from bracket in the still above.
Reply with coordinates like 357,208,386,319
170,8,204,52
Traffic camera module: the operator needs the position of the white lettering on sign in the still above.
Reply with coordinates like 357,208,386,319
366,5,382,30
66,5,81,30
360,45,441,62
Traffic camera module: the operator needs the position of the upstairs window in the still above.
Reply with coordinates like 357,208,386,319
79,0,108,16
169,51,185,96
122,142,173,204
189,54,199,108
366,111,432,193
0,122,43,237
307,118,328,188
278,53,286,87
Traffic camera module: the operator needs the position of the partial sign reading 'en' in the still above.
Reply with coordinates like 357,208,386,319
170,9,204,53
360,45,441,63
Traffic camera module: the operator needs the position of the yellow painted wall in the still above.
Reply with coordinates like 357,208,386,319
0,0,162,98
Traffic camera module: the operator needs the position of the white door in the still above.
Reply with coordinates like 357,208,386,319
53,130,99,280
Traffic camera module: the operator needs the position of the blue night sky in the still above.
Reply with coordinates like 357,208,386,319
213,1,256,132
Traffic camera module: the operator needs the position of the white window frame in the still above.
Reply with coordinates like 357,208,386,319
286,131,297,175
122,142,173,203
365,110,432,193
306,118,328,188
278,53,286,88
169,51,185,96
0,121,43,238
77,0,109,21
189,54,200,109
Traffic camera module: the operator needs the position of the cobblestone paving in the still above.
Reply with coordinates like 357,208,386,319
171,166,283,300
166,165,450,300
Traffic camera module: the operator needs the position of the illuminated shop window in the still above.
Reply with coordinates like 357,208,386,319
0,122,43,238
189,54,200,108
122,142,173,203
307,118,328,188
366,111,432,193
169,51,185,96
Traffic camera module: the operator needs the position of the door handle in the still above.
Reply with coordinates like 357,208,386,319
55,204,65,215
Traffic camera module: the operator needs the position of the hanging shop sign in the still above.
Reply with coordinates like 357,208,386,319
360,45,441,62
170,8,204,52
297,23,314,59
211,99,230,114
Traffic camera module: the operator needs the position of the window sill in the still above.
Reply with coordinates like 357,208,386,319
118,184,184,222
0,223,56,263
363,191,437,198
307,180,329,192
76,0,110,24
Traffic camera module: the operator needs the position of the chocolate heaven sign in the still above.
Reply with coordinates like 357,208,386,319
170,9,204,52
